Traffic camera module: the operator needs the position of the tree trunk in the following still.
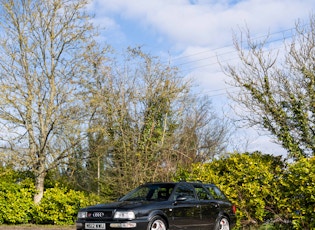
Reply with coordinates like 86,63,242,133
34,171,46,204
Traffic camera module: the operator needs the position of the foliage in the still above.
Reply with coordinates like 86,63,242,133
223,15,315,159
0,168,35,224
281,157,315,229
0,154,314,229
176,152,315,229
175,152,288,228
0,167,98,225
0,184,34,224
34,187,99,225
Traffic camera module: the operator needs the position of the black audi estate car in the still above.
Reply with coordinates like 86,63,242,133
76,181,236,230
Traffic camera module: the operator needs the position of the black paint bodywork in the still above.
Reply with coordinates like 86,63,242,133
76,181,236,230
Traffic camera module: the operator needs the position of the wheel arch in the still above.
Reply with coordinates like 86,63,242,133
214,213,231,230
148,210,169,229
217,211,231,221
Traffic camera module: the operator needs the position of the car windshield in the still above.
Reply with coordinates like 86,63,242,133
119,183,175,201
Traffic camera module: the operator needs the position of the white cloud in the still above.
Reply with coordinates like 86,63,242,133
92,0,315,49
89,0,315,156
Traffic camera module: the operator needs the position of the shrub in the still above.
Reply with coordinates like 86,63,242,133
175,152,287,229
0,181,35,224
34,186,99,225
281,157,315,229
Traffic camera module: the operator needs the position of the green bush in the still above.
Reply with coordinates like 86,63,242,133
1,154,313,228
0,181,35,224
281,157,315,229
175,152,287,229
34,186,98,225
0,166,99,225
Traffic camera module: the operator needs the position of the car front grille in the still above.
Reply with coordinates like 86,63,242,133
87,211,113,220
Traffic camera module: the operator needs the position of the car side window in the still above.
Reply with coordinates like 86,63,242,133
152,187,173,200
194,185,212,200
207,186,227,200
173,184,196,201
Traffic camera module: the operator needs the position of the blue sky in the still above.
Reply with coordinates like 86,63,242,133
88,0,315,156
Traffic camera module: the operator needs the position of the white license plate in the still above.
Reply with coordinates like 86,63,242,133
85,223,106,229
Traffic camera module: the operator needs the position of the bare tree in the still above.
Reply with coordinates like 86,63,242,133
77,47,231,198
223,15,315,159
176,95,230,164
0,0,103,203
78,47,192,197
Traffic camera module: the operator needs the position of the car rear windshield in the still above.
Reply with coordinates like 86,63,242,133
119,183,175,201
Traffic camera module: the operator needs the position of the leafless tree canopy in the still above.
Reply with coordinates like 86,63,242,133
0,0,231,202
67,47,231,198
0,0,102,203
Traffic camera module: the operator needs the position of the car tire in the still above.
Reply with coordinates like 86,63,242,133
214,216,230,230
147,216,167,230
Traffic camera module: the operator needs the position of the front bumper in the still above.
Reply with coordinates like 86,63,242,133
76,219,148,230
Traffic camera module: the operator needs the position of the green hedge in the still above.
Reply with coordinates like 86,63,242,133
281,157,315,229
0,168,98,225
0,181,34,224
1,153,314,228
175,152,315,229
33,187,99,225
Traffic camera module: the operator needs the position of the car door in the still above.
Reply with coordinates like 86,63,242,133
168,183,200,230
194,184,220,229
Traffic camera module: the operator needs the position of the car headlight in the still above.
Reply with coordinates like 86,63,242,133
113,211,135,220
77,211,88,219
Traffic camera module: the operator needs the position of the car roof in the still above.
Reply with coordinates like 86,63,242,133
144,181,216,186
